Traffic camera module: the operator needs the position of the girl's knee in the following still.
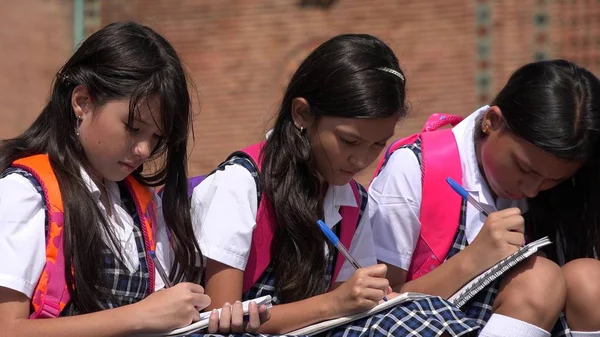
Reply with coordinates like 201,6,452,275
495,256,566,319
563,258,600,303
563,258,600,329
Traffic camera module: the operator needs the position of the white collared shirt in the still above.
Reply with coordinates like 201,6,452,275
369,106,528,270
0,167,171,298
191,163,377,283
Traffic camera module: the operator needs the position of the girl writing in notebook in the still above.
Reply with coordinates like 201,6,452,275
193,33,482,336
369,59,600,337
0,22,267,336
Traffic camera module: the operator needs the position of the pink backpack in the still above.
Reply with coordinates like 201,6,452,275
372,114,464,280
226,142,365,292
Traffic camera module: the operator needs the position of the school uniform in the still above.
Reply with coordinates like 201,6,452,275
0,167,171,314
192,138,482,337
369,106,570,336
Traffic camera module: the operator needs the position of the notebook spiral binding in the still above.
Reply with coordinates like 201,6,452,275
449,236,552,308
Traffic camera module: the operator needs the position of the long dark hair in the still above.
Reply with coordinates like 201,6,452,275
0,22,202,312
261,34,407,303
478,59,600,263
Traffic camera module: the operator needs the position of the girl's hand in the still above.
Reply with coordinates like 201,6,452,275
465,207,525,271
326,264,389,316
132,282,211,332
207,300,271,333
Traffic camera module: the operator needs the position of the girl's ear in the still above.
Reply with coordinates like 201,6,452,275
71,85,94,119
291,97,314,131
482,105,504,132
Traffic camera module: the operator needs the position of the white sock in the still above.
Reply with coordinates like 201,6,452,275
572,332,600,337
479,313,550,337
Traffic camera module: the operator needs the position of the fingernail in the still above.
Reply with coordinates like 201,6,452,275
211,309,218,315
235,300,241,304
224,302,231,306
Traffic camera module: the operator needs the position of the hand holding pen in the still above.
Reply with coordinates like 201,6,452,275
127,251,211,333
148,249,270,333
446,177,526,269
317,220,390,312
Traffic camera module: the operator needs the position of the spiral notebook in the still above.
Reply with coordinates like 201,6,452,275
448,236,552,308
155,295,273,337
290,237,551,336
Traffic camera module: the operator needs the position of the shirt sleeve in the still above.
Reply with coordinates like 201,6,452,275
368,148,423,271
0,173,47,298
191,164,258,271
335,199,378,282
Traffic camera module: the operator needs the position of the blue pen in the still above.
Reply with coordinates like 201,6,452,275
317,220,388,302
446,177,489,217
149,250,173,288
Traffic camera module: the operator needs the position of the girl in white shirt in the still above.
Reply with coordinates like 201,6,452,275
193,34,484,337
370,59,600,337
0,22,267,337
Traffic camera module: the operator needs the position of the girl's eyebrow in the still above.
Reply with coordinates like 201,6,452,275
338,130,394,143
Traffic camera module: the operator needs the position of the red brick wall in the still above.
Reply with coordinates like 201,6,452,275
100,0,483,184
1,0,599,185
0,0,72,136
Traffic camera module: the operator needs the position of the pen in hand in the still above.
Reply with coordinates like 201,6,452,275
149,250,173,288
317,220,388,302
446,177,489,217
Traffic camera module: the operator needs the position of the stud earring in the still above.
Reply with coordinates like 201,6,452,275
482,121,491,134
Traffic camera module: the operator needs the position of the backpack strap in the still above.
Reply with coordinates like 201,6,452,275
11,154,70,319
406,127,462,280
123,176,158,295
370,113,464,280
373,113,463,178
331,181,367,286
236,142,276,293
11,155,159,317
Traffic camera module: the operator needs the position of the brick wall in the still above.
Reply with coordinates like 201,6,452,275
1,0,599,185
100,0,483,184
0,0,72,136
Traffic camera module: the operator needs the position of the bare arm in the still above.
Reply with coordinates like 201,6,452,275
383,247,479,298
0,282,211,337
0,287,142,337
204,259,389,334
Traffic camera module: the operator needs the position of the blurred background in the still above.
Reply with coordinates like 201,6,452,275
0,0,598,184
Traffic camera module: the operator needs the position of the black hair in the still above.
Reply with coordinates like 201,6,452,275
261,34,407,303
477,59,600,263
0,22,202,312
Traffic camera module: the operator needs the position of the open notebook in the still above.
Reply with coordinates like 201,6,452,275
448,236,552,307
157,295,273,337
290,236,552,336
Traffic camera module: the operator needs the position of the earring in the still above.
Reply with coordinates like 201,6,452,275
482,121,491,134
300,126,305,135
75,115,83,136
